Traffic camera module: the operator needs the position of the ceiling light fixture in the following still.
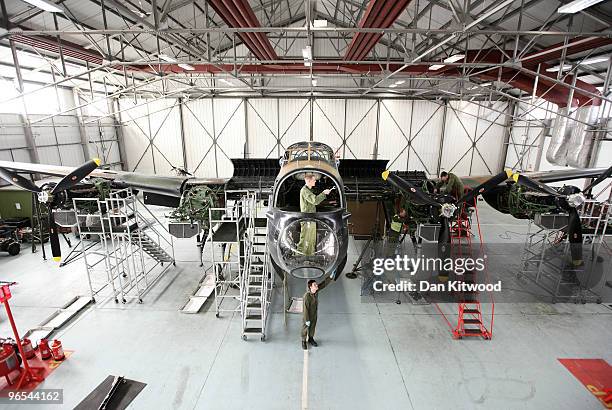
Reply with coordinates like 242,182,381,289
302,46,312,67
311,79,317,86
558,0,604,14
394,80,405,85
389,84,397,88
546,64,572,72
20,0,63,13
178,63,195,71
581,56,609,65
443,54,465,63
429,64,445,71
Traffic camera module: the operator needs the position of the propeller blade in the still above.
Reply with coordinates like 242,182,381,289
567,208,583,266
457,169,513,205
382,170,440,207
48,211,61,262
437,217,451,282
583,164,612,193
51,158,100,194
512,174,560,197
0,167,42,192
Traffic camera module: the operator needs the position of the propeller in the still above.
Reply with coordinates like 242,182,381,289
383,169,513,282
512,166,612,266
0,159,101,262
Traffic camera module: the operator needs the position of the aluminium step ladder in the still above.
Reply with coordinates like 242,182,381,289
241,209,273,341
130,230,174,263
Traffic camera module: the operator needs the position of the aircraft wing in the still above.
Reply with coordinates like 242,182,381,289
0,160,228,197
459,167,609,189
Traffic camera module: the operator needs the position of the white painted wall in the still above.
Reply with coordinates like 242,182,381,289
119,97,512,179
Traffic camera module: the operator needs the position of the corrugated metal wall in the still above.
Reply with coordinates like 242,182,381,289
118,97,513,178
505,99,555,172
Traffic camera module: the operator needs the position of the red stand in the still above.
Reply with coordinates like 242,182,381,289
433,195,495,340
0,284,45,389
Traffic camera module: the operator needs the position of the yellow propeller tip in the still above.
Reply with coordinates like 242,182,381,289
381,170,390,181
505,169,513,178
93,158,101,166
53,256,61,262
512,174,519,182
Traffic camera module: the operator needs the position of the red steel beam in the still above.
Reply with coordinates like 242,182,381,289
345,0,412,61
207,0,278,61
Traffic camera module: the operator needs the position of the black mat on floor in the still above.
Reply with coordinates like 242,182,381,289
74,375,146,410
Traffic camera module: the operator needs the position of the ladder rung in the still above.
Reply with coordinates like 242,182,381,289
462,318,481,324
463,308,480,314
247,302,261,308
243,327,262,334
245,314,262,320
463,328,483,334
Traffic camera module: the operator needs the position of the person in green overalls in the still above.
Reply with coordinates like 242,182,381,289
302,276,332,350
297,173,332,256
436,171,465,200
389,208,408,245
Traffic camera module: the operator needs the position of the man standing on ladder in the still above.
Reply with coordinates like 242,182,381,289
302,276,332,350
436,171,464,200
297,173,332,256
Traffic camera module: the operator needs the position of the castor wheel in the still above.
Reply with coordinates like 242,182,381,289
138,299,143,304
261,335,266,342
173,262,176,266
122,298,127,304
114,298,119,303
395,300,401,305
242,335,247,341
215,313,220,318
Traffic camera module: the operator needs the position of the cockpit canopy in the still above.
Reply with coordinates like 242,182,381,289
281,142,337,168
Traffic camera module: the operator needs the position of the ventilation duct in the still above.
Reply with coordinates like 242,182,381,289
546,107,572,166
566,105,599,168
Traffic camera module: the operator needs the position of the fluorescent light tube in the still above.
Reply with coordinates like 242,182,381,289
558,0,604,14
178,63,195,71
389,84,397,88
394,80,405,85
581,56,608,65
429,64,445,70
443,54,465,63
20,0,63,13
546,64,572,72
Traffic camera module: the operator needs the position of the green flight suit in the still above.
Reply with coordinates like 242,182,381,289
301,277,332,341
387,213,407,258
438,172,464,199
297,185,327,256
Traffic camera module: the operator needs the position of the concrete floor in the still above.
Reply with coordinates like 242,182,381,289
1,202,611,409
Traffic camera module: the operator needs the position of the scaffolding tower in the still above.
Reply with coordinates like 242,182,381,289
519,199,612,303
73,188,175,304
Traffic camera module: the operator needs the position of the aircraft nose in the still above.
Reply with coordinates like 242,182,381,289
277,218,339,279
